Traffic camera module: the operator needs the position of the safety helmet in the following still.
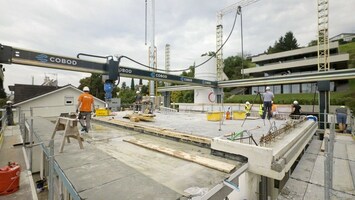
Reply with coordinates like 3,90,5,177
293,100,298,105
83,86,90,92
136,91,140,94
6,101,12,104
266,86,270,91
246,101,250,105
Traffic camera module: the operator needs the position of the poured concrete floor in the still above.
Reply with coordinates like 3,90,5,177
3,110,352,199
111,110,290,142
29,116,243,199
278,134,355,200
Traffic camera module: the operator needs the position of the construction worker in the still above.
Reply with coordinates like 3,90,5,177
259,104,264,118
245,101,251,116
4,101,14,125
134,91,142,112
226,107,231,120
290,100,302,118
262,87,274,119
76,86,95,133
271,101,278,117
336,105,347,133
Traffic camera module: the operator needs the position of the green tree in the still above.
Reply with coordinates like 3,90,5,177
121,82,127,90
166,66,195,103
130,78,135,90
141,85,149,95
308,39,318,47
118,88,135,108
78,73,104,100
0,80,6,99
267,31,299,53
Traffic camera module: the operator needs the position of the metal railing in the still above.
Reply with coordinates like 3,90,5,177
19,106,81,200
159,106,178,114
0,111,7,134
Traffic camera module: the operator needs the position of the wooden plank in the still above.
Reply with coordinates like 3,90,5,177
94,117,211,145
124,138,235,173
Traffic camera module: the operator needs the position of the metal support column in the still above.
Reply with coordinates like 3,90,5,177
260,176,268,200
162,91,171,107
318,81,330,129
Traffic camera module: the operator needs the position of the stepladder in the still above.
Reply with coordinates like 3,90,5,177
51,117,83,153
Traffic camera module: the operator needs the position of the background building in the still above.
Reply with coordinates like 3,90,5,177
243,42,349,94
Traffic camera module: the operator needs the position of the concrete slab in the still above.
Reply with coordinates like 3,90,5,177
110,111,288,142
64,158,137,193
277,178,307,199
290,139,321,181
347,142,355,162
309,153,325,186
79,173,181,200
305,138,322,155
332,158,354,194
28,116,243,199
280,133,355,199
291,153,317,181
334,140,348,160
304,183,354,200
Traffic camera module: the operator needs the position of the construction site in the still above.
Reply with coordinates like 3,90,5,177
1,0,355,200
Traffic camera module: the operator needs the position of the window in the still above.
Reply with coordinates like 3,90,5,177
301,83,312,93
274,85,282,94
252,86,259,94
283,85,291,94
65,96,74,105
291,84,300,93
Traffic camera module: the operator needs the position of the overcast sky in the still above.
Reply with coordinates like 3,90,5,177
1,0,354,93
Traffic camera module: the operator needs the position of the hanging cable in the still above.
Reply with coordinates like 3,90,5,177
120,10,240,73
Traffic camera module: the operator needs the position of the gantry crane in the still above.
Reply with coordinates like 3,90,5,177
216,0,260,81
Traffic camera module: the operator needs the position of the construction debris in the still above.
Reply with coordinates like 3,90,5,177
259,117,306,145
123,113,156,122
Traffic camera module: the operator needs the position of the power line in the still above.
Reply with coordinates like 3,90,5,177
119,11,239,73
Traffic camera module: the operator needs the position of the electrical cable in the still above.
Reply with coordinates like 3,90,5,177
120,10,240,73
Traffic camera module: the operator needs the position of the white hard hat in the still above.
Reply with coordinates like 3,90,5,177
293,100,298,104
83,86,90,92
6,101,12,104
246,101,250,105
136,91,140,94
266,86,270,90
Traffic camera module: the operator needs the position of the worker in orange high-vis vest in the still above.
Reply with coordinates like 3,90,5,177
76,86,95,133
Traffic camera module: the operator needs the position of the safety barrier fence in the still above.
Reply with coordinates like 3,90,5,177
0,111,7,135
159,106,178,114
324,115,336,200
18,106,81,200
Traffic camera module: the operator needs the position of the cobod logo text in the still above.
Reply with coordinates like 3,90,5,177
49,57,77,65
36,54,77,66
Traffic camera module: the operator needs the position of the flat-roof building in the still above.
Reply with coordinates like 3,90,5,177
243,42,349,94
